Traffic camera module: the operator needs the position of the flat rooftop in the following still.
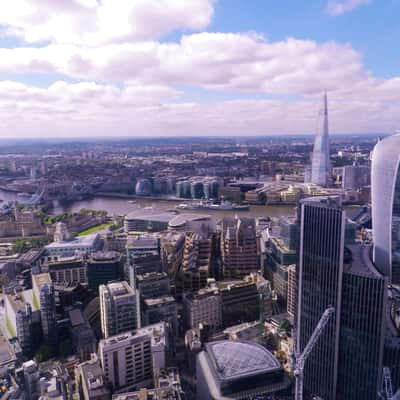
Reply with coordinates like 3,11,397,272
32,272,52,288
344,244,383,278
45,233,99,249
125,210,176,223
106,281,134,297
168,213,211,228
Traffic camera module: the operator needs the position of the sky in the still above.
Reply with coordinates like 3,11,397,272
0,0,399,138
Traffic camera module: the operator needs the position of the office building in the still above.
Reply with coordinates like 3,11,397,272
142,296,178,334
99,331,152,392
297,196,387,400
68,309,97,362
46,257,87,286
99,281,139,339
5,291,34,354
221,218,259,279
44,233,102,261
372,134,400,284
176,232,212,296
32,273,56,344
196,340,289,399
183,287,222,332
136,272,170,300
310,93,331,186
126,236,161,285
112,368,185,400
75,354,111,400
218,279,259,327
99,322,167,392
22,360,40,400
335,164,371,190
87,251,123,291
124,210,176,233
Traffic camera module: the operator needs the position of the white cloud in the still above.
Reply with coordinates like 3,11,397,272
0,0,215,45
0,33,367,95
326,0,371,16
0,80,398,138
0,0,398,137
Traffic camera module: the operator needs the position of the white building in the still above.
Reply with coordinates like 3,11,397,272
183,287,222,332
99,281,139,339
98,322,167,392
44,233,102,262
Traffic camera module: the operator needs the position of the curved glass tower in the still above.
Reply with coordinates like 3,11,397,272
372,134,400,284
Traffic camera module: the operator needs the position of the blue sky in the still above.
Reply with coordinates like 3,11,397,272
0,0,398,137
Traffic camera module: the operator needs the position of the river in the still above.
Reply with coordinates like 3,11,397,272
0,189,296,219
0,189,360,219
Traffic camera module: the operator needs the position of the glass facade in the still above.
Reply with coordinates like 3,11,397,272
298,198,344,400
372,134,400,284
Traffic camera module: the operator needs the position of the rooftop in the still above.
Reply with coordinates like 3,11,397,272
32,272,52,288
106,281,134,297
168,213,211,228
126,209,176,223
46,233,99,249
144,296,175,307
344,244,383,279
206,340,281,381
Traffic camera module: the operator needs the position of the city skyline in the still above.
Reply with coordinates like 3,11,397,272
0,0,399,137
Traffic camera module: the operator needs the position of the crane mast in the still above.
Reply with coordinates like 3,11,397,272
293,307,335,400
379,367,394,400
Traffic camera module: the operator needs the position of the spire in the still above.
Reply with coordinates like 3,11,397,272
310,93,331,187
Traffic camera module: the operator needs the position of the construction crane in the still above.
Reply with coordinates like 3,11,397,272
293,306,335,400
379,367,394,400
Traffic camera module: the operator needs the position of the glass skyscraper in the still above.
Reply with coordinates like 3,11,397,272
297,196,387,400
372,134,400,284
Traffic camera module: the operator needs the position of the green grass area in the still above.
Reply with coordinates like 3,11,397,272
77,223,111,236
32,292,39,311
5,316,16,338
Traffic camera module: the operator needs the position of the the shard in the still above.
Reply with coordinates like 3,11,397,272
311,93,331,186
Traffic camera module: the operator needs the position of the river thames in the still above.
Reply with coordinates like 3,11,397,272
0,189,296,219
0,190,359,219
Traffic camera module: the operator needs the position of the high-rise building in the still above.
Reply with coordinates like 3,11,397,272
310,93,331,186
32,273,56,345
75,353,111,400
183,287,222,332
98,322,168,392
99,281,139,338
176,232,212,296
5,292,33,354
218,279,259,327
372,134,400,284
136,272,170,300
99,331,153,392
220,217,259,279
297,196,387,400
142,296,178,334
87,251,123,291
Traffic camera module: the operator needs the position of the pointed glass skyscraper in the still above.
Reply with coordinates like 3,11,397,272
311,93,331,186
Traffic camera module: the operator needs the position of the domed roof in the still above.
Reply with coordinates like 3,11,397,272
206,340,281,381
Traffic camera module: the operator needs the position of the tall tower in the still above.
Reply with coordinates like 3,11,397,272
311,93,331,186
297,196,386,400
371,134,400,284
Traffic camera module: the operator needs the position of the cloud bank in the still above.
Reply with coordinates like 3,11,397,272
0,0,397,137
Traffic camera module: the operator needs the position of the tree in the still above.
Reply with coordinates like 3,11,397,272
36,344,53,362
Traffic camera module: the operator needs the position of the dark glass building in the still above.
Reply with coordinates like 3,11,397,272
87,251,123,291
297,196,387,400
